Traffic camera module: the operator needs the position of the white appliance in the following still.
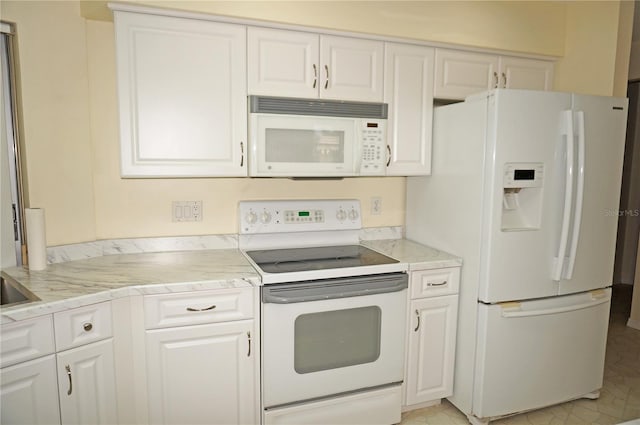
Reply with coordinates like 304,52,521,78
248,96,388,177
406,89,628,423
239,199,408,425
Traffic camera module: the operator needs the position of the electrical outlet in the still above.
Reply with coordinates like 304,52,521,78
371,197,382,215
172,201,202,222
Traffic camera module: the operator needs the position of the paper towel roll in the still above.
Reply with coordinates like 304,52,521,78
25,208,47,270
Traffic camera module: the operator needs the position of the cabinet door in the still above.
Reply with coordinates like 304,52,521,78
57,339,118,425
146,320,256,425
320,35,384,102
434,49,498,100
247,27,319,98
384,43,434,176
1,355,60,425
405,295,458,406
499,56,554,91
114,12,247,177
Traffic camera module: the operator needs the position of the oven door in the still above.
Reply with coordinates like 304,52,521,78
261,273,408,408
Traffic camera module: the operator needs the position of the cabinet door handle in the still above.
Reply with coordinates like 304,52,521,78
313,64,317,89
501,72,507,88
247,331,252,357
240,141,244,167
386,145,391,167
186,305,217,312
493,72,499,88
324,64,329,89
414,309,420,332
82,322,93,332
65,365,73,395
427,281,448,287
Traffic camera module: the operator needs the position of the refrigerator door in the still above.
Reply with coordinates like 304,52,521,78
472,289,610,420
557,95,628,295
479,90,571,302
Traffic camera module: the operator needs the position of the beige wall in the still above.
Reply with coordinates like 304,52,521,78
1,1,632,245
630,233,640,329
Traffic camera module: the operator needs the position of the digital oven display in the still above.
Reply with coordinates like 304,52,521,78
298,211,310,217
514,169,535,181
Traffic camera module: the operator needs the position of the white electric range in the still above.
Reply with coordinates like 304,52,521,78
239,199,408,425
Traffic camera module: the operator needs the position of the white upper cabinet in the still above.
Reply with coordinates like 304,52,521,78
434,48,554,100
247,28,319,98
499,56,554,91
434,49,498,100
248,27,384,102
113,11,248,177
384,43,434,176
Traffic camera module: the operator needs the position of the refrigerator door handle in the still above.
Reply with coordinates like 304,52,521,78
553,110,575,281
564,111,585,280
501,295,609,318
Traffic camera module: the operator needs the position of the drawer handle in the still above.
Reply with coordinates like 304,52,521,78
65,365,73,395
186,305,217,312
427,281,448,287
82,322,93,332
414,309,420,332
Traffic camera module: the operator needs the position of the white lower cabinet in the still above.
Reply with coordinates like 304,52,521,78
0,354,61,425
56,339,118,425
403,267,460,410
143,288,258,425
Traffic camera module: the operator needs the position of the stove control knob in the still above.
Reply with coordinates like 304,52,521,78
336,209,347,221
260,211,272,224
245,211,258,225
349,209,359,221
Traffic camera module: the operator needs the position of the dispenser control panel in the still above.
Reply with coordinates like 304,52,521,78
503,163,544,188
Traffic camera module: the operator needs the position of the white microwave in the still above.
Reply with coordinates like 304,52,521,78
248,96,388,177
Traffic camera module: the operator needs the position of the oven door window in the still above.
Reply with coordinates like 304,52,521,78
294,306,381,374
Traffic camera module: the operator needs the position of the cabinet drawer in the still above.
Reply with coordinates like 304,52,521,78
410,267,460,299
54,302,113,351
144,288,254,329
1,315,55,368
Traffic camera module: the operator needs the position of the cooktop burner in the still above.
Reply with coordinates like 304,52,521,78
245,245,398,274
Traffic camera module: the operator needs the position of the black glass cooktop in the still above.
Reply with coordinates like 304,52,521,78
245,245,398,273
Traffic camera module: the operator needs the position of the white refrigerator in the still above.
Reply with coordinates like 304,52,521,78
406,89,628,423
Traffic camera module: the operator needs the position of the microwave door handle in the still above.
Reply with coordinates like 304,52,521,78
386,145,391,167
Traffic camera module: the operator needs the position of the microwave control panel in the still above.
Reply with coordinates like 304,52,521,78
359,120,386,176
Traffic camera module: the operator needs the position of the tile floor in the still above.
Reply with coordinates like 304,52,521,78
401,285,640,424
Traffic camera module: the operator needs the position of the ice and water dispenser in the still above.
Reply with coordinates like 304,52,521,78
501,163,544,231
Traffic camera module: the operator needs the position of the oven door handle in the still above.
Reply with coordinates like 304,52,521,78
262,273,408,304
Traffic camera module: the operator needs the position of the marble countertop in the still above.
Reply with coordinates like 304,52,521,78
1,249,259,323
1,238,461,324
362,239,462,270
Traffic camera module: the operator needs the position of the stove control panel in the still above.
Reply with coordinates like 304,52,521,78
239,200,361,234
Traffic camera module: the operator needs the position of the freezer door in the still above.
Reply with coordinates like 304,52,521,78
557,95,628,295
472,289,610,420
479,90,571,302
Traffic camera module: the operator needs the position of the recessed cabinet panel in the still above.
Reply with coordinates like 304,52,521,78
405,295,458,405
434,49,498,100
145,320,256,425
0,315,55,368
56,339,118,425
500,56,554,91
114,12,247,177
247,27,319,98
321,35,384,102
54,302,112,351
0,355,60,425
384,43,434,176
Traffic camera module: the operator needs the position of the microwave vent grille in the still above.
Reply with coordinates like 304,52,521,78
249,96,387,119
